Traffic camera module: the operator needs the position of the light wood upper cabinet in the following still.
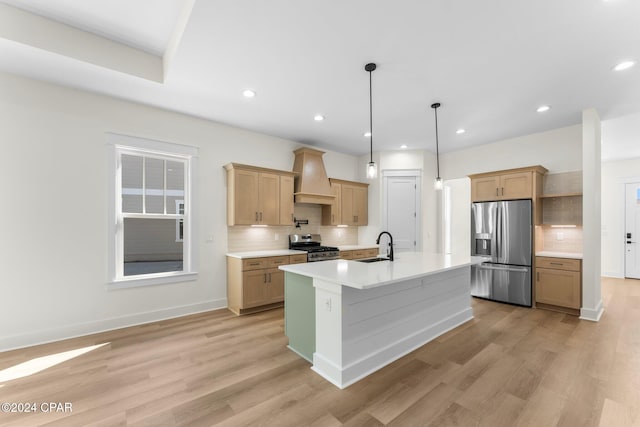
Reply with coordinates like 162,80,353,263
321,181,342,226
341,184,355,225
258,172,280,225
471,175,501,201
501,172,533,200
469,166,547,202
321,179,368,226
225,163,295,226
279,175,295,225
352,185,368,226
231,169,260,224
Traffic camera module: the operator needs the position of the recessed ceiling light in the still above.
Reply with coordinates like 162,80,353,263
242,89,256,98
613,61,636,71
536,105,551,113
400,144,408,149
314,115,325,121
456,128,466,134
363,132,372,137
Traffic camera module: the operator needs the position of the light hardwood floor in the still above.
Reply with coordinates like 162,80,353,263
1,277,639,426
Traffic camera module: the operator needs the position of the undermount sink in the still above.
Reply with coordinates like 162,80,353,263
356,257,390,263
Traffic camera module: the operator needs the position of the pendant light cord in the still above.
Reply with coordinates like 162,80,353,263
368,68,373,163
433,103,440,178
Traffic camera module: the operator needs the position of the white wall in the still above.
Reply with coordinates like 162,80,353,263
581,109,603,321
436,125,582,259
359,150,438,254
0,71,359,350
443,178,471,255
441,125,582,178
601,157,640,277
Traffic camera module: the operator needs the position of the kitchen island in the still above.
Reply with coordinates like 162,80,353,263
279,252,485,388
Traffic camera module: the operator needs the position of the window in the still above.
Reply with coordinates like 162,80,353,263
175,200,184,242
107,133,198,288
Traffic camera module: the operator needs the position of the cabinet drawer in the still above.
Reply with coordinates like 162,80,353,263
242,258,268,271
340,250,353,260
536,257,580,271
352,250,368,259
265,256,291,268
289,254,307,264
363,248,378,258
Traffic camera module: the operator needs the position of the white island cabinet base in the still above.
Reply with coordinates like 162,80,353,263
280,253,484,389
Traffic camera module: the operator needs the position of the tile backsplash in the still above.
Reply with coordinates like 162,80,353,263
227,204,358,252
543,170,582,194
536,225,583,253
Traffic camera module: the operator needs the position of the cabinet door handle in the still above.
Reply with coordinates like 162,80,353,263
268,273,272,283
260,212,263,221
501,187,504,196
332,214,334,223
248,262,260,266
496,188,499,196
255,212,258,221
550,262,563,266
263,273,267,283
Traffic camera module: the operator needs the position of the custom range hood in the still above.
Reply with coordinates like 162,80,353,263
292,147,335,204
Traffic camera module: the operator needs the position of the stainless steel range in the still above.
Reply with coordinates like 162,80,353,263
289,234,340,262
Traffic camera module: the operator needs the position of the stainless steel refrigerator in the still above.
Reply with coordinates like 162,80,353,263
470,199,532,307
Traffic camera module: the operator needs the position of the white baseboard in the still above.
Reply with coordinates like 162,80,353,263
580,299,604,322
313,308,473,389
602,271,624,278
1,298,228,352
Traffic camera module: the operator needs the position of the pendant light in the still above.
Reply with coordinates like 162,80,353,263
365,63,377,179
431,102,443,191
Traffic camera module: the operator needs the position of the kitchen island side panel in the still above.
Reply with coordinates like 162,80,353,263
313,267,473,388
284,272,315,362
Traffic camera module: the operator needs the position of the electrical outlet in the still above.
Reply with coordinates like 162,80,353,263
324,297,332,312
274,233,279,241
556,232,564,241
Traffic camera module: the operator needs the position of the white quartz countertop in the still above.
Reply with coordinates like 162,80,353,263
279,252,486,289
226,249,306,259
536,251,583,259
337,245,379,251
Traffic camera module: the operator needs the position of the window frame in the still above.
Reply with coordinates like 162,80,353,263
175,199,184,242
107,133,198,289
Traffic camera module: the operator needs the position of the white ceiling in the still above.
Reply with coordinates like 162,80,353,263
0,0,186,56
0,0,639,157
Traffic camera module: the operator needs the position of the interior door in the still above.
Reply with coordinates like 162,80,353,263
625,183,640,279
385,176,417,251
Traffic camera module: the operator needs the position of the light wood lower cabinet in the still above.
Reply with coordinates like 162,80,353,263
535,256,582,314
228,255,306,315
339,248,378,260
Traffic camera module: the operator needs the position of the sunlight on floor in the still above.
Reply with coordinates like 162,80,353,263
0,343,109,384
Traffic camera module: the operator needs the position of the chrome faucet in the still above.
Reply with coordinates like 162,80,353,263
376,231,394,261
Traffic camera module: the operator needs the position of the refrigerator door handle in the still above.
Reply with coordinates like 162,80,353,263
498,202,507,264
476,264,529,273
495,204,501,263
